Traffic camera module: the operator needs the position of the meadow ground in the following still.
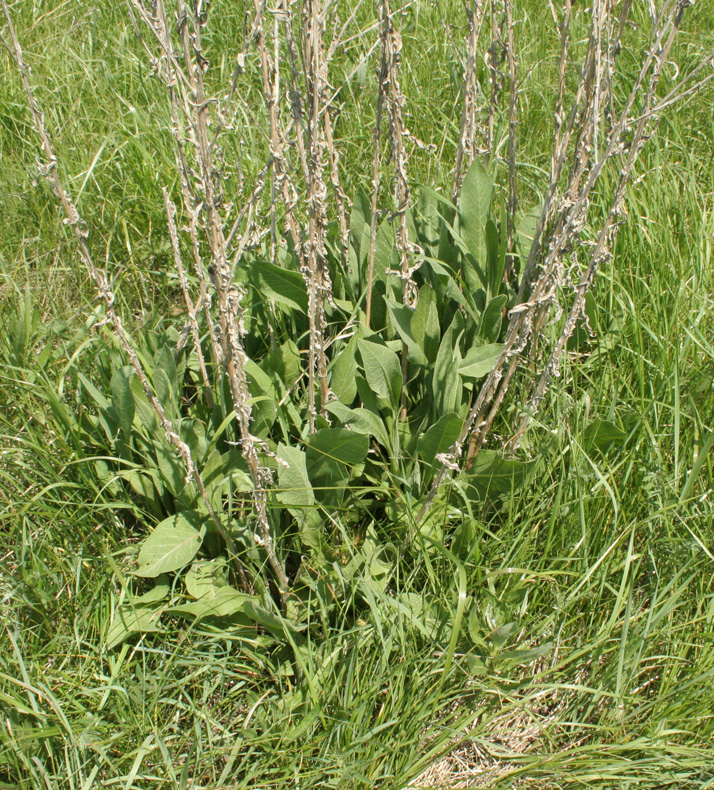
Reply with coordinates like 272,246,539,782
1,1,714,788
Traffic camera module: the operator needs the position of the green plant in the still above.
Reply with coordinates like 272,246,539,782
2,1,714,787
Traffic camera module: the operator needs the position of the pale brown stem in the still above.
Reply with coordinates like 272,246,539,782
281,0,332,430
504,0,518,285
484,0,505,166
365,86,384,331
452,0,487,203
126,0,290,605
162,188,213,409
1,0,248,587
417,0,699,524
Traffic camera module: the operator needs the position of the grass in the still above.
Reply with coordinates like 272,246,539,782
2,0,714,788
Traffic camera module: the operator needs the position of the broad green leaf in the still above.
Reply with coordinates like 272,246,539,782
131,575,170,604
374,217,397,280
129,374,160,433
306,428,369,483
485,216,506,298
385,297,428,366
580,419,627,453
153,440,185,495
500,642,553,665
111,369,135,438
421,255,475,317
432,313,463,418
242,600,306,636
122,468,163,501
479,294,507,343
169,586,253,619
458,343,503,379
457,158,493,266
467,605,487,647
464,652,489,675
326,402,390,448
348,190,373,289
277,444,313,510
182,419,208,465
330,336,358,405
136,512,205,578
244,358,277,436
419,413,462,467
277,444,322,548
357,338,402,407
463,450,536,500
185,558,229,599
489,621,518,649
155,345,177,391
357,526,394,593
414,188,453,258
106,606,161,650
355,375,381,416
410,285,440,363
202,448,253,510
153,368,174,416
251,261,308,313
367,218,397,328
77,371,110,410
263,340,301,390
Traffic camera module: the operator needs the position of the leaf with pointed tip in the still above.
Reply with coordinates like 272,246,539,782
277,444,322,549
410,285,441,363
330,337,358,405
306,428,369,484
185,558,229,600
242,600,307,637
131,575,170,605
251,261,308,313
153,440,185,496
385,298,428,366
457,158,493,267
106,606,162,650
111,369,134,438
169,586,253,619
419,413,463,467
136,512,205,578
326,402,391,448
458,343,503,379
479,295,507,343
357,338,402,407
432,313,463,418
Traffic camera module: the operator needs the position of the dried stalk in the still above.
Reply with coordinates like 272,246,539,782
504,0,518,285
323,4,359,267
303,0,334,418
323,101,351,266
484,0,506,165
162,188,213,409
508,0,692,447
253,0,301,261
126,0,290,605
452,0,487,203
0,0,248,588
379,0,417,309
417,0,702,524
281,0,333,431
365,41,386,330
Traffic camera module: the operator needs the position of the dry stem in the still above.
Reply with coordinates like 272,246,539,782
418,0,702,524
1,0,248,588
